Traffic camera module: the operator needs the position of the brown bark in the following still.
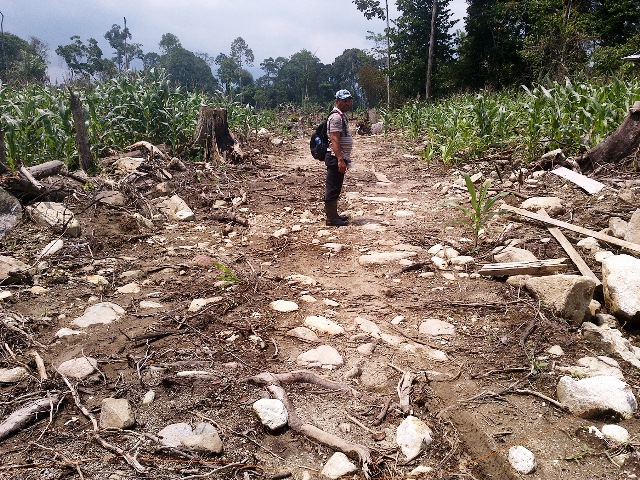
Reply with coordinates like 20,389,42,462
68,88,97,174
193,106,245,163
578,101,640,172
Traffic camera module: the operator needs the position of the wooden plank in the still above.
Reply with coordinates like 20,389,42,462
479,258,568,277
550,167,605,194
539,209,601,287
502,204,640,255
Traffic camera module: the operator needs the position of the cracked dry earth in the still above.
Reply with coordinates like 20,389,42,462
1,132,639,480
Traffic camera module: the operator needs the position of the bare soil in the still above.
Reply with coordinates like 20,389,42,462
1,130,639,479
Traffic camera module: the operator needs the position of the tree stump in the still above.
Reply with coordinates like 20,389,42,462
193,106,245,163
577,100,640,172
69,89,97,174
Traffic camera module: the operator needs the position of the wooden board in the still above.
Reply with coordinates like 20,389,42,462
539,209,601,287
550,167,605,194
478,258,568,277
502,205,640,255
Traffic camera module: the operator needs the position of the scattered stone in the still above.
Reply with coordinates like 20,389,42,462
132,213,153,229
296,345,343,369
520,196,565,216
623,208,640,244
594,250,614,262
494,247,537,263
396,415,433,461
409,466,434,476
320,452,357,479
56,357,98,379
508,445,537,474
357,343,376,355
30,286,48,295
100,398,135,429
581,323,640,369
547,345,564,356
391,315,404,325
0,290,12,300
181,423,223,453
142,390,156,405
38,239,64,258
557,375,637,419
323,243,344,253
358,251,417,265
188,296,222,312
154,195,195,221
609,217,628,239
450,255,474,266
354,317,381,338
601,254,640,326
140,300,164,309
302,316,343,335
270,300,299,312
96,190,126,207
577,237,601,253
252,398,288,431
56,328,85,338
556,356,624,380
272,227,288,238
601,424,630,445
158,423,192,447
0,255,31,284
506,275,531,287
300,294,317,303
285,274,317,286
28,202,81,237
117,282,141,294
0,367,29,383
525,275,596,326
72,302,125,328
0,187,22,240
419,318,455,336
114,157,143,173
86,275,109,286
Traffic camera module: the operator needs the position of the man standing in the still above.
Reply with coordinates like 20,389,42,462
324,89,353,226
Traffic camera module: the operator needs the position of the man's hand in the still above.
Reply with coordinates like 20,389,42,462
337,158,347,174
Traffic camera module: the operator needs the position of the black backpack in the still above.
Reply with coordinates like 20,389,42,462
309,110,346,161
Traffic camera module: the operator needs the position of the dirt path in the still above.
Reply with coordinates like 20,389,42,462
1,133,638,479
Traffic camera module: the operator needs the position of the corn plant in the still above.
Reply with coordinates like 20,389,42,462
444,174,508,248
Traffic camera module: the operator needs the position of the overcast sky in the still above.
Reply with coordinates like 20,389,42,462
2,0,468,83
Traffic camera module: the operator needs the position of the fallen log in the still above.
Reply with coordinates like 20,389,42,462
0,393,62,442
478,258,568,277
577,101,640,173
503,204,640,255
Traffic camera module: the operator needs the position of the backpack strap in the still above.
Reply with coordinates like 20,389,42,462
328,108,348,136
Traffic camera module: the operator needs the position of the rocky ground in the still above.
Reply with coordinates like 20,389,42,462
0,128,639,480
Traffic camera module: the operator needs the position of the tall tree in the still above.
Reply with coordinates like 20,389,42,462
56,35,115,81
0,32,48,85
104,20,143,72
155,33,217,91
331,48,378,103
392,0,457,99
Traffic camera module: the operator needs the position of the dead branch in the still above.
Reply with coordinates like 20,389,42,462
1,316,47,349
0,393,62,442
32,351,48,380
126,141,169,161
245,370,357,396
267,384,372,479
397,371,416,415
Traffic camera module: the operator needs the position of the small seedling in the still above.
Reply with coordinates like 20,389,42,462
444,174,508,248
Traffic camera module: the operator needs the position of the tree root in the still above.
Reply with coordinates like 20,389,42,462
245,371,371,478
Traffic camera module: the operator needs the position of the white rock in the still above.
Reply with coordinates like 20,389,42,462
117,282,140,294
252,398,288,431
0,367,29,383
556,356,624,380
72,302,125,328
181,423,223,453
525,275,596,326
39,239,64,257
419,318,455,336
594,250,614,262
494,247,537,263
272,227,289,238
601,254,640,326
285,274,317,286
396,415,433,461
27,202,81,237
304,316,344,335
431,256,447,269
601,424,630,445
547,345,564,356
188,296,222,312
286,327,319,342
269,300,299,312
320,452,357,479
142,390,156,405
56,357,98,379
100,398,135,429
557,375,637,419
520,196,565,216
158,423,193,447
577,236,601,252
323,298,340,307
450,255,474,266
30,286,48,295
508,445,536,474
358,251,417,265
354,317,381,338
86,275,109,286
0,290,11,300
56,327,85,338
357,343,376,355
296,345,343,369
300,294,317,303
140,300,164,309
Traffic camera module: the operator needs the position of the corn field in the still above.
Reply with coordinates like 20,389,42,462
384,77,640,165
2,73,639,169
0,69,275,168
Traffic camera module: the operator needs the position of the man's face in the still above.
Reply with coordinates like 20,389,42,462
337,97,353,111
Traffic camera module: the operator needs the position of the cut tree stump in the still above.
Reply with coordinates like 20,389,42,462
577,100,640,173
193,106,245,164
69,89,97,174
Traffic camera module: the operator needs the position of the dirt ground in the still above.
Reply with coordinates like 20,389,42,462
1,127,639,480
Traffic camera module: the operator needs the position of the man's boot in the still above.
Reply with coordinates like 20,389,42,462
324,200,348,226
